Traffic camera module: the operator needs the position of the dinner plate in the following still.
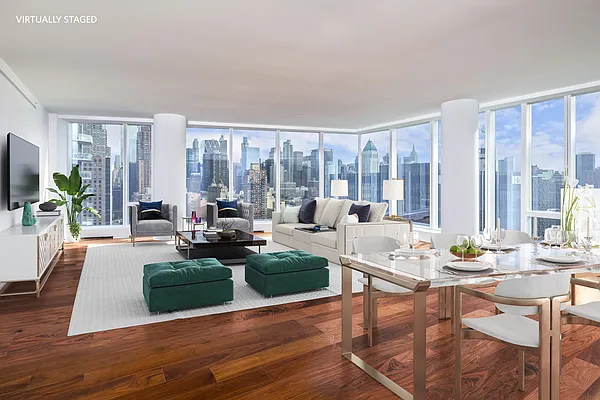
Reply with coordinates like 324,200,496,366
446,261,491,272
397,249,430,257
538,254,582,264
481,243,516,251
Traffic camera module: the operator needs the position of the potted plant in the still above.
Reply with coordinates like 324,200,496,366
217,218,237,240
47,165,100,242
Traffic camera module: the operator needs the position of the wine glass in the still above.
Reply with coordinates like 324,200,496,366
556,230,569,250
545,228,557,248
408,232,419,252
395,232,408,251
578,231,593,257
470,235,484,258
494,228,506,254
483,227,494,245
456,235,469,262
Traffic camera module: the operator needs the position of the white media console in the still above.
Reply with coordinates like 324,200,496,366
0,215,65,297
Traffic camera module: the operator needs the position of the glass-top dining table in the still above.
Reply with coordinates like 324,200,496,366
339,244,600,400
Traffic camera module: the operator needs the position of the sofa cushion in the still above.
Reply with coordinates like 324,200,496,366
217,217,249,231
313,198,330,224
143,259,231,288
136,219,173,233
334,200,354,227
311,231,337,249
356,201,388,222
298,198,317,223
282,206,301,223
275,223,313,236
246,250,328,275
320,199,345,228
349,203,371,222
340,214,359,225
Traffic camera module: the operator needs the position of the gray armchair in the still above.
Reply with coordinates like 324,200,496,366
207,202,254,232
129,203,177,246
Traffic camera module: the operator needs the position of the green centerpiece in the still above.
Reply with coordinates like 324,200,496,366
47,165,100,241
21,202,37,226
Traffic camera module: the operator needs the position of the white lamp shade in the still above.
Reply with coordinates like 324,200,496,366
330,180,348,197
383,179,404,201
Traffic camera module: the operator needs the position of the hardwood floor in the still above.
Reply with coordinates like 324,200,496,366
1,238,600,399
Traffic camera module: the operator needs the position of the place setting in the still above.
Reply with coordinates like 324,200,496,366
387,232,432,259
437,234,504,277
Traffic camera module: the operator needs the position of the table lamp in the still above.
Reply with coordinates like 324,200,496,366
383,179,405,219
330,180,348,199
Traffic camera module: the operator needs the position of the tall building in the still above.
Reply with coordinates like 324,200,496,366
398,145,429,223
576,152,596,186
361,139,379,202
243,163,268,219
201,152,228,192
282,139,293,181
135,125,152,201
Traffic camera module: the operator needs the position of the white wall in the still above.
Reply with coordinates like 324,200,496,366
0,69,49,233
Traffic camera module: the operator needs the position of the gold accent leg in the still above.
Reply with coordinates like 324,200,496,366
539,301,551,400
518,350,525,392
131,236,135,247
341,265,353,355
35,280,40,298
371,293,378,328
550,297,562,399
455,288,462,399
363,283,369,328
413,290,427,400
438,287,447,319
571,277,576,305
367,276,373,347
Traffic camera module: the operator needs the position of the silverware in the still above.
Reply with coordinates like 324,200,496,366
435,267,458,276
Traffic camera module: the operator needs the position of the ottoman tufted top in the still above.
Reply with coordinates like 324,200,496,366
143,259,231,288
246,250,328,275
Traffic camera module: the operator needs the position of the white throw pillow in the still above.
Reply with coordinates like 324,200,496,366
334,199,354,227
282,206,301,223
368,202,388,222
312,198,331,224
340,214,359,225
320,199,345,228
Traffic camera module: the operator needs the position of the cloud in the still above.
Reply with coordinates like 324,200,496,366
575,92,600,162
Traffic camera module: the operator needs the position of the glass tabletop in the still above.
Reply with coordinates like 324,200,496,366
177,230,266,245
342,244,600,289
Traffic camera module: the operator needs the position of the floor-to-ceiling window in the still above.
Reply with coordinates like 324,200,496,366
70,123,124,226
397,123,430,224
126,124,152,203
495,106,522,230
531,98,565,233
323,134,359,200
361,131,390,208
232,130,276,219
478,113,486,231
574,91,600,187
279,131,319,206
185,127,230,215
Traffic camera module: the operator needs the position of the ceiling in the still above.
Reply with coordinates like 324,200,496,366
1,0,600,129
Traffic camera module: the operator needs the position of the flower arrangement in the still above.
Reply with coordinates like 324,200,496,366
561,174,596,233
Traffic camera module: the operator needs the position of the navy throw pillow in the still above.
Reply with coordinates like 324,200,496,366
349,203,370,223
139,200,163,220
217,199,239,218
298,198,317,223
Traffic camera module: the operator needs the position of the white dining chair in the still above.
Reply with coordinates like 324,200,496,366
430,233,466,249
563,277,600,326
455,274,571,399
353,236,412,347
504,230,533,245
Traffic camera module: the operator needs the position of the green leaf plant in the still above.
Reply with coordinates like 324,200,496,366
47,165,100,240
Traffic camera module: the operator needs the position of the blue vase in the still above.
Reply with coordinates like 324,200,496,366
22,202,37,226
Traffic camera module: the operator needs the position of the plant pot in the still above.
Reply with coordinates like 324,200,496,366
217,230,236,240
65,227,81,243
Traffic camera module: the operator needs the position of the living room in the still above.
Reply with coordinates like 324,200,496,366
2,1,600,399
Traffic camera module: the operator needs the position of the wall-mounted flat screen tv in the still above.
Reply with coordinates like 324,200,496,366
7,133,40,210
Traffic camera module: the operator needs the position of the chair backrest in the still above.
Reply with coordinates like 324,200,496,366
430,233,466,249
494,273,571,315
352,236,397,254
504,230,533,245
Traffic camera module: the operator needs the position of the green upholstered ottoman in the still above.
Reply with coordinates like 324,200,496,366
245,250,329,296
143,258,233,312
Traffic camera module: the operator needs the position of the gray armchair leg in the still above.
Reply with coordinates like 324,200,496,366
131,236,135,247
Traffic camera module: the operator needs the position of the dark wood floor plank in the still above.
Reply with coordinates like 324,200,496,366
0,238,599,399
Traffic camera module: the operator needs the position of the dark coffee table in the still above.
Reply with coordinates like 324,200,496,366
175,230,267,265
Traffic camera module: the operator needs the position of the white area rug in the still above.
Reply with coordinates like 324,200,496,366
68,240,364,336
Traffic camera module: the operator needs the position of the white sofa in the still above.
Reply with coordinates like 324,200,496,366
272,199,412,264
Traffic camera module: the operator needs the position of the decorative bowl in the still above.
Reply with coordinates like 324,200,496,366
39,201,57,212
217,230,237,240
450,250,486,259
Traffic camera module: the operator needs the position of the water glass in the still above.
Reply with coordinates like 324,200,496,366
470,235,484,258
408,232,419,251
395,232,408,250
544,228,557,247
483,227,494,243
456,235,469,261
494,228,506,254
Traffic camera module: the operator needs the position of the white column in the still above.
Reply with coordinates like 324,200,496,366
153,113,187,228
441,99,479,235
